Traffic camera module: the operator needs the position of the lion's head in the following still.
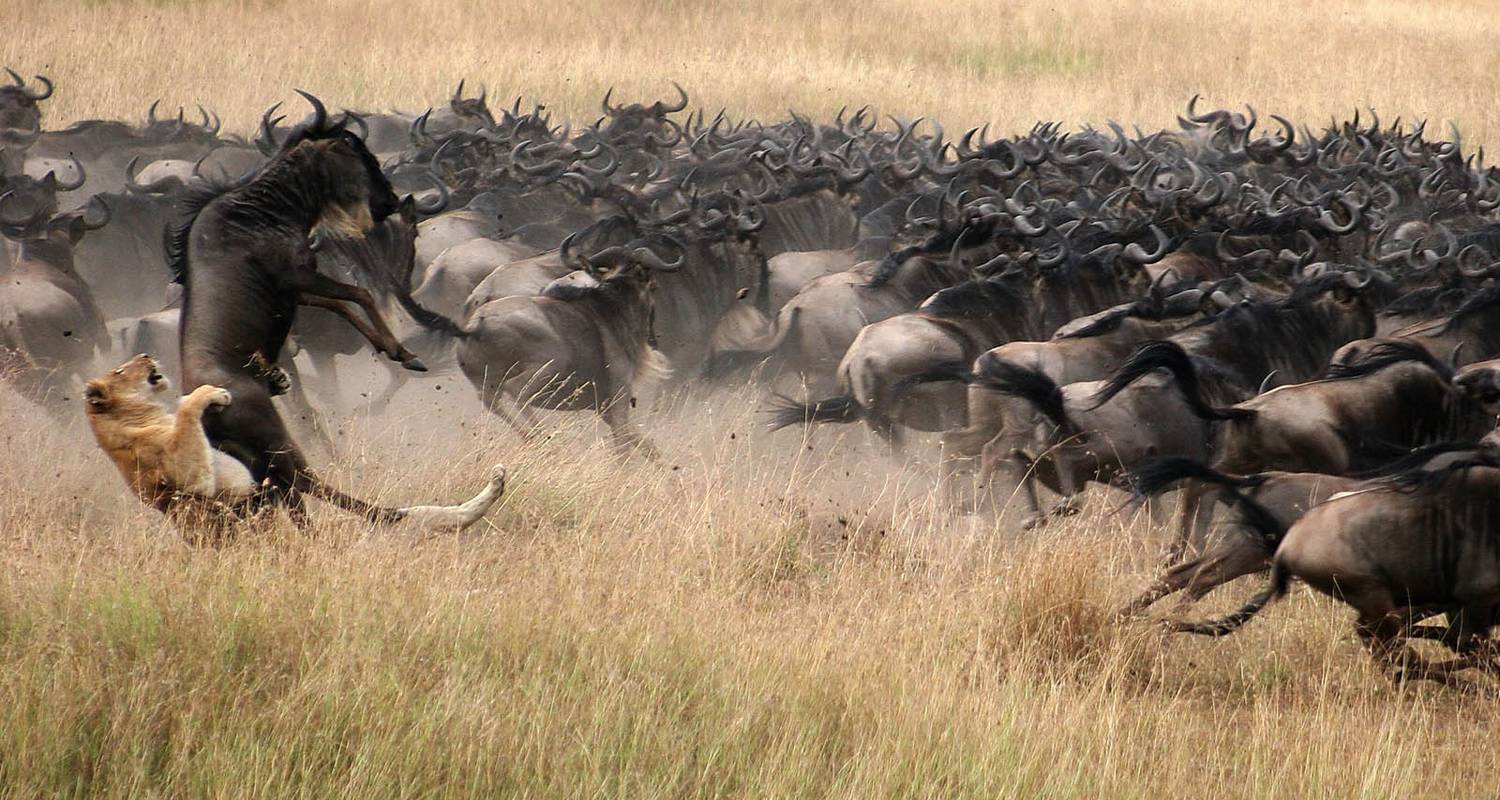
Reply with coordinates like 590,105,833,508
84,354,174,416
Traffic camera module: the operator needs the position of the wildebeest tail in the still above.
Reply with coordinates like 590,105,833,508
396,291,468,339
1130,457,1264,496
1167,562,1290,636
1089,340,1254,420
969,356,1079,436
763,394,861,430
296,471,407,524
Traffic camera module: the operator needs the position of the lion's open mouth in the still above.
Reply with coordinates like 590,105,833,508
147,369,164,387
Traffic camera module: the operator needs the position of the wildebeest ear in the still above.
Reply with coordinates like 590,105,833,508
398,194,417,224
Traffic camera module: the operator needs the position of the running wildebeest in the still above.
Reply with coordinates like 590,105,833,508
1169,459,1500,684
172,91,498,526
457,238,682,452
0,195,111,409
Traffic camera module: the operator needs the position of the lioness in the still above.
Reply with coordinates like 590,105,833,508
84,354,258,519
85,354,508,537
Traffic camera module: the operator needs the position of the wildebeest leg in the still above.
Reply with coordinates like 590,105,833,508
601,399,659,460
1010,451,1049,529
1163,480,1211,567
1353,596,1489,684
867,413,904,458
1118,535,1269,619
294,278,426,371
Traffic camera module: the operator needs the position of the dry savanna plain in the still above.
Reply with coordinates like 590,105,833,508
7,0,1500,796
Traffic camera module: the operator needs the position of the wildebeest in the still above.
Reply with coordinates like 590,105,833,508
173,92,453,523
930,272,1378,528
1332,283,1500,369
0,195,111,409
457,239,680,451
0,69,51,169
292,180,451,408
1170,461,1500,682
935,281,1213,507
1118,457,1360,617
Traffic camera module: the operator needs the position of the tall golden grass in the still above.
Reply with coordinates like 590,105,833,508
6,0,1500,144
6,0,1500,795
2,374,1497,797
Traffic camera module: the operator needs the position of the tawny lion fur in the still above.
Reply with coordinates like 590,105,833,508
84,354,257,516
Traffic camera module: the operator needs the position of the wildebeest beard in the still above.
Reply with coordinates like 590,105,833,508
172,105,422,524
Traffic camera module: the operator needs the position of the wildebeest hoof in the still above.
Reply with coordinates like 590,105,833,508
401,357,429,372
263,367,291,396
1049,498,1082,518
246,352,291,396
1021,514,1047,531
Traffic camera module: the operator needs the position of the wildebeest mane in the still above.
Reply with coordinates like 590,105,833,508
918,278,1028,319
1382,284,1468,318
1363,458,1494,494
164,172,253,284
1177,271,1370,382
1323,339,1453,382
1056,279,1200,339
1435,283,1500,335
541,278,628,303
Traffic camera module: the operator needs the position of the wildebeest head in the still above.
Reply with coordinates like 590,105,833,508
0,170,63,232
0,68,50,149
0,193,110,248
595,83,687,149
270,91,401,233
448,80,495,129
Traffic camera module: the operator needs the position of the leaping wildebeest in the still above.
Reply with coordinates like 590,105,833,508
172,90,502,528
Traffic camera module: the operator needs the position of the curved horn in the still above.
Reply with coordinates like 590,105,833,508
0,190,45,230
632,243,685,271
601,86,617,115
80,194,112,230
412,170,451,215
18,72,52,102
1123,225,1169,263
53,153,87,191
655,81,689,114
257,102,285,154
124,155,151,194
1458,244,1494,278
1317,196,1362,234
343,110,369,141
1257,370,1279,394
294,89,329,132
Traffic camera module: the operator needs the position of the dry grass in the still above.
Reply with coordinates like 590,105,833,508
6,0,1500,144
7,0,1500,795
3,371,1499,798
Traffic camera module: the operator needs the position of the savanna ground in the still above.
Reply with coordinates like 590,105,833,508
7,0,1500,796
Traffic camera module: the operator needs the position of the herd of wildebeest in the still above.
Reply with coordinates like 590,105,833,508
11,67,1500,681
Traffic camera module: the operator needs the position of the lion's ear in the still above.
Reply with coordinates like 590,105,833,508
84,383,109,409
